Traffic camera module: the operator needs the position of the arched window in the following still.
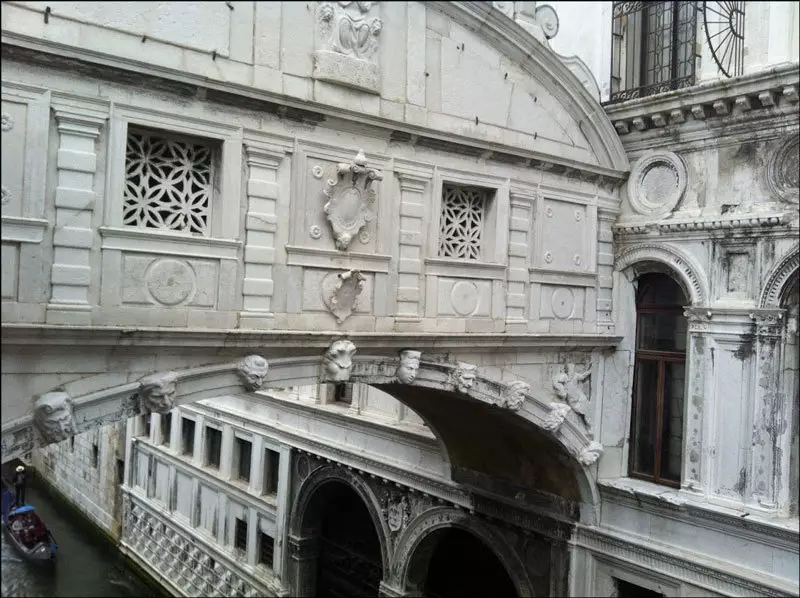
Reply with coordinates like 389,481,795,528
630,273,688,487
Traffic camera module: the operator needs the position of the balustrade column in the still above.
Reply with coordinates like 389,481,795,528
748,309,785,511
46,110,105,325
239,147,284,329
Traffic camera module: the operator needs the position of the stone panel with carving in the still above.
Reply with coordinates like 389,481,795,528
436,277,492,317
121,254,219,308
1,101,27,216
301,268,374,316
538,285,586,320
535,197,594,272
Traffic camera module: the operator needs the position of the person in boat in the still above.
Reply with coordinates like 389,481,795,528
13,465,28,507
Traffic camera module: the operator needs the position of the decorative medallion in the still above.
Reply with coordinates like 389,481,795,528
627,151,688,216
535,4,560,39
551,287,575,319
322,269,366,323
297,455,311,481
309,225,323,239
575,210,583,221
312,164,325,179
146,258,196,306
450,280,479,316
323,149,383,250
1,113,13,132
545,207,554,218
358,229,371,244
573,254,582,266
766,134,799,204
544,252,553,263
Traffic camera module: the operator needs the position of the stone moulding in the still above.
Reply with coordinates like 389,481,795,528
614,212,788,235
766,134,799,204
615,242,709,306
626,151,687,216
758,244,799,308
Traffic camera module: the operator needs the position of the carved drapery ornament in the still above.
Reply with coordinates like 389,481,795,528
323,149,383,250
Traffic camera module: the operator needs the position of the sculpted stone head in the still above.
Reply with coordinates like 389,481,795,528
502,380,530,411
33,391,76,445
396,350,421,384
138,371,179,414
453,362,477,393
237,355,269,391
323,340,357,382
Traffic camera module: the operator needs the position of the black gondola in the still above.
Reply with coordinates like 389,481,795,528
2,486,58,564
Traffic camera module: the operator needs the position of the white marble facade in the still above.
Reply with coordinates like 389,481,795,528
3,1,799,597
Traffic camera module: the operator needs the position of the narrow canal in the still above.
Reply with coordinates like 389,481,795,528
1,485,162,598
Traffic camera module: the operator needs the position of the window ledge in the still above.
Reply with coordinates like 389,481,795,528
600,477,800,536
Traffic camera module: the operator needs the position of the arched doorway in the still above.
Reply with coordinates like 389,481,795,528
411,528,519,598
311,481,383,598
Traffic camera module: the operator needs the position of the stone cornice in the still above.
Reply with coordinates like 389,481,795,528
613,211,794,238
1,32,628,187
0,324,622,351
599,480,799,551
605,63,799,145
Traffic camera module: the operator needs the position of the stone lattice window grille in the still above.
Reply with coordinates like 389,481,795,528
123,128,216,236
438,184,492,260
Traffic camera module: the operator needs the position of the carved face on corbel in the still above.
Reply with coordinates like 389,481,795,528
323,149,383,251
396,350,421,384
33,391,76,445
323,340,358,382
138,371,179,414
502,380,530,411
453,362,477,393
236,355,269,391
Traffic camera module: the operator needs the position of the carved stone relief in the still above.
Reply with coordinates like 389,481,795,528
500,380,530,411
322,149,383,250
33,391,77,445
236,355,269,391
322,269,366,323
451,362,477,393
627,151,688,216
552,364,592,435
1,112,12,131
314,2,383,93
542,402,572,432
322,339,357,382
146,258,196,306
138,371,179,414
766,134,799,204
578,441,604,465
383,493,411,533
396,349,421,384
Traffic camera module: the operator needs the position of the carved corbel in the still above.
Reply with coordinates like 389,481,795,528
501,380,530,411
578,441,604,466
323,149,383,250
236,355,270,391
322,339,357,382
33,390,77,444
396,349,421,384
542,402,572,432
451,362,477,393
138,371,179,414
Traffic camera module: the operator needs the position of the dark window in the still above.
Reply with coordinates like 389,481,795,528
206,427,223,469
181,418,196,456
116,458,125,486
264,449,280,495
609,1,697,103
630,273,687,487
616,578,664,598
234,517,248,552
259,531,275,568
236,437,252,482
333,383,352,405
70,436,75,452
91,443,99,468
161,413,172,446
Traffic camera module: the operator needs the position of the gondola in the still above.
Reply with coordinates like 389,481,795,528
1,487,58,564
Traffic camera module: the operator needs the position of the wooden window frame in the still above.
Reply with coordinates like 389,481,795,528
629,278,687,488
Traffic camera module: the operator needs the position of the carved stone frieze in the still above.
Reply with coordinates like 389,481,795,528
683,308,713,332
138,371,179,414
749,311,784,337
766,134,799,204
552,364,592,435
33,391,77,445
542,402,572,432
323,269,366,323
236,355,269,391
322,339,357,382
322,149,383,250
395,349,421,384
451,362,477,393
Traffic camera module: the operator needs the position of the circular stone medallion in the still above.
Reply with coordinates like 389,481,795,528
450,280,479,316
146,259,195,306
551,287,575,319
627,151,687,216
766,135,799,204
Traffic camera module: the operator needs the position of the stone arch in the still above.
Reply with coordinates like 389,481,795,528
615,243,709,306
5,353,601,523
759,244,800,308
287,462,391,597
392,506,535,597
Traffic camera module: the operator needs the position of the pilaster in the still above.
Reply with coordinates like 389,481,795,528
46,110,105,325
274,445,292,584
596,208,617,331
220,424,234,480
505,190,533,332
249,435,265,495
239,147,284,330
682,308,713,496
395,173,429,329
747,308,786,511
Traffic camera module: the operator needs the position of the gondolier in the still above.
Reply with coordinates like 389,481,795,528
14,465,27,507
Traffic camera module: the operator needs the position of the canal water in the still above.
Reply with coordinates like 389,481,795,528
1,485,162,598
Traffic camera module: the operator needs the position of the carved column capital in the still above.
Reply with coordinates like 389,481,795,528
683,307,713,332
749,309,785,337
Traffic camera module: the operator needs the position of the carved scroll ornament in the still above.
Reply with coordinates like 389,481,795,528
323,149,383,250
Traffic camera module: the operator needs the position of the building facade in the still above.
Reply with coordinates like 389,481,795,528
3,1,799,597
